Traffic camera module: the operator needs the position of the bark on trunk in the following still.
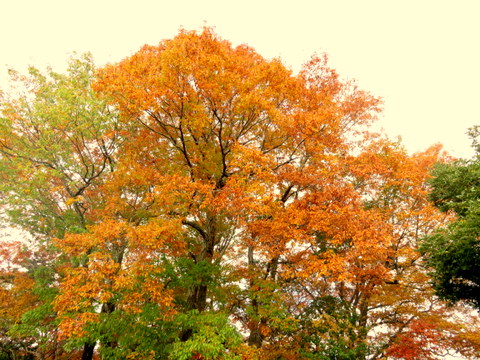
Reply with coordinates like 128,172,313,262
181,215,217,340
81,342,95,360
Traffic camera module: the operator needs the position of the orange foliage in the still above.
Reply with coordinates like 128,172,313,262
3,27,479,358
0,241,37,323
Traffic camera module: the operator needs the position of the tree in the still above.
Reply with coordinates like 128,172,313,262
92,28,480,358
0,53,120,239
421,138,480,309
343,141,480,359
77,26,385,357
266,140,480,360
2,27,480,359
0,53,122,359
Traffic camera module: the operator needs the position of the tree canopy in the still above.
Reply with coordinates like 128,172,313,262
1,27,480,360
421,137,480,309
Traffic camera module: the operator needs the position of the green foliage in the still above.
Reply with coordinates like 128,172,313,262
0,53,120,239
166,258,223,290
72,309,243,360
422,155,480,309
0,53,121,359
421,217,480,308
297,296,368,360
93,304,181,360
162,256,233,311
169,311,242,360
428,160,480,216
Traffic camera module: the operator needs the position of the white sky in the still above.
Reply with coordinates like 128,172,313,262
1,0,479,159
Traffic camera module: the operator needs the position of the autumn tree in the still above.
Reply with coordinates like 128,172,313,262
2,27,480,359
342,141,480,359
37,27,383,358
48,27,480,359
0,54,122,359
89,28,414,359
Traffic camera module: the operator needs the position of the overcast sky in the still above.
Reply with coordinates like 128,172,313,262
1,0,479,159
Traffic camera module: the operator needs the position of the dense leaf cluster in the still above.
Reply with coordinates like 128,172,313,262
422,158,480,309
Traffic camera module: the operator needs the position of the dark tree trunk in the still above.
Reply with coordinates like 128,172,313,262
247,327,263,348
247,313,267,348
101,301,118,350
187,216,216,313
187,283,208,312
81,342,95,360
181,217,217,341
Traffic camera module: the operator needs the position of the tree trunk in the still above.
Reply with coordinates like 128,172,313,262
247,307,266,348
81,342,95,360
247,325,263,348
101,301,118,349
181,216,217,341
187,215,216,312
186,283,208,312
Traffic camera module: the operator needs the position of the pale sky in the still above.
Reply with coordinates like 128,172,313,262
1,0,479,159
